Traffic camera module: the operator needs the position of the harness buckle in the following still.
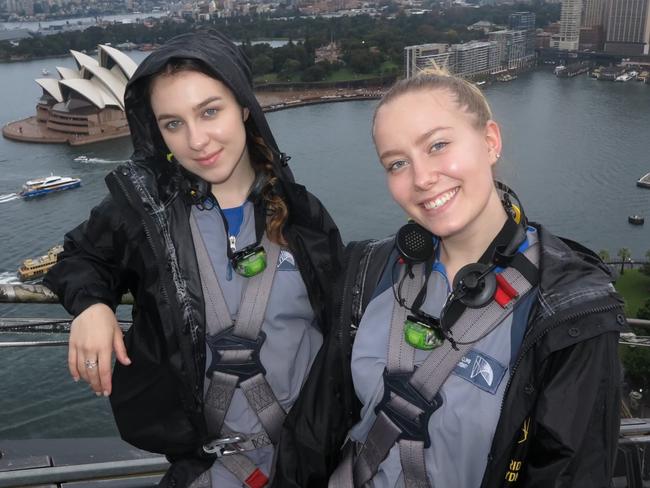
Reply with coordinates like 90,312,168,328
206,327,267,383
202,434,247,457
375,369,442,449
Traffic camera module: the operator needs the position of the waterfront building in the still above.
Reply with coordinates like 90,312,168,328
489,29,532,69
2,45,137,145
536,30,552,48
579,25,605,50
405,41,499,78
553,0,582,50
509,11,536,56
404,43,452,78
581,0,607,28
604,0,650,55
6,0,34,15
451,41,500,77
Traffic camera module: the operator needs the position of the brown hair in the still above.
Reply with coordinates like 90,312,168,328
149,59,289,246
373,66,493,134
247,133,288,246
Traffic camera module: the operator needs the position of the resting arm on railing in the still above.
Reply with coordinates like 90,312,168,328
43,195,132,397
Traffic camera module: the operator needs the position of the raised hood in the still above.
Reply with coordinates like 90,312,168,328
124,29,294,183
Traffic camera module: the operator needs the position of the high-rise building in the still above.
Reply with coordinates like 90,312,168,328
451,41,500,77
509,11,536,31
604,0,650,54
489,30,531,69
553,0,582,50
508,12,536,56
404,43,452,78
404,41,499,78
581,0,606,27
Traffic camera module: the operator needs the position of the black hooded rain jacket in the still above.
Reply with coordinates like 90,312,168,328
44,30,344,486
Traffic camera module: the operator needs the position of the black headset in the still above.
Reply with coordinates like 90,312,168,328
393,181,529,347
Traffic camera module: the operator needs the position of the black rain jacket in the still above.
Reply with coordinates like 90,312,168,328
44,30,343,486
273,223,624,487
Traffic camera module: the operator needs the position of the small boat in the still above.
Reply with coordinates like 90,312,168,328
496,74,517,82
17,245,64,282
20,174,82,198
73,155,89,162
41,68,50,76
628,215,645,225
637,172,650,188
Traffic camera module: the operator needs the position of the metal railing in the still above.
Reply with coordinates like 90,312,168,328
1,283,650,485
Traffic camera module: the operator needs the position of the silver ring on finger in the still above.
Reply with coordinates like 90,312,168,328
84,358,98,369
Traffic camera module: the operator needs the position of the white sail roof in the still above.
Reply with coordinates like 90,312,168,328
35,78,64,102
36,46,138,113
60,79,108,109
81,64,127,108
56,66,81,80
99,44,138,79
70,50,99,71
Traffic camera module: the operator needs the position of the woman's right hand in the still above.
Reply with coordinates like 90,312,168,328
68,303,131,396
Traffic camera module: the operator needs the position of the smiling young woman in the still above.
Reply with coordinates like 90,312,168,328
44,30,344,488
150,70,254,208
321,70,624,488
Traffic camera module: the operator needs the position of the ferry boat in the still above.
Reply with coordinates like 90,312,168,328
615,72,634,82
20,174,81,198
17,244,64,282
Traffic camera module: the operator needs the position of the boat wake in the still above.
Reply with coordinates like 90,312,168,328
0,272,19,284
0,193,19,203
74,156,130,164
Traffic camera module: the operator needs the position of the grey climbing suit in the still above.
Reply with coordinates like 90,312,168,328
190,211,285,487
329,241,539,488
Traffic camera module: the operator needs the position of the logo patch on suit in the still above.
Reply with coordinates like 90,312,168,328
452,350,507,395
277,250,297,271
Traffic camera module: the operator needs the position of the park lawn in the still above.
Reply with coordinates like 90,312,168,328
379,60,399,73
254,73,279,83
614,269,650,317
324,69,378,81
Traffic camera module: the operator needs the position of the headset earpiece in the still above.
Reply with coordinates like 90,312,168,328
510,204,522,224
396,222,435,263
452,263,497,308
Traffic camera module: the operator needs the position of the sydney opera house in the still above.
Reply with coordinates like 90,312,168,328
2,45,138,146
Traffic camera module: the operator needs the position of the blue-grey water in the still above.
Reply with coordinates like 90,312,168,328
1,12,169,31
0,53,649,439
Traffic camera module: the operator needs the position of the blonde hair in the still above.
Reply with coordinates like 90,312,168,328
373,65,493,133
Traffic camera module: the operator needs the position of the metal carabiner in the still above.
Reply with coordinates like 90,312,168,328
202,434,247,457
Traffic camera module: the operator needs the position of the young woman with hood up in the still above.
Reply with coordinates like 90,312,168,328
318,70,625,487
44,30,344,487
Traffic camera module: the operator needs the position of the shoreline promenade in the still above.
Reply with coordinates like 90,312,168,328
2,87,384,146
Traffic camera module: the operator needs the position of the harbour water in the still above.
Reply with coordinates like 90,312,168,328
0,54,649,439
